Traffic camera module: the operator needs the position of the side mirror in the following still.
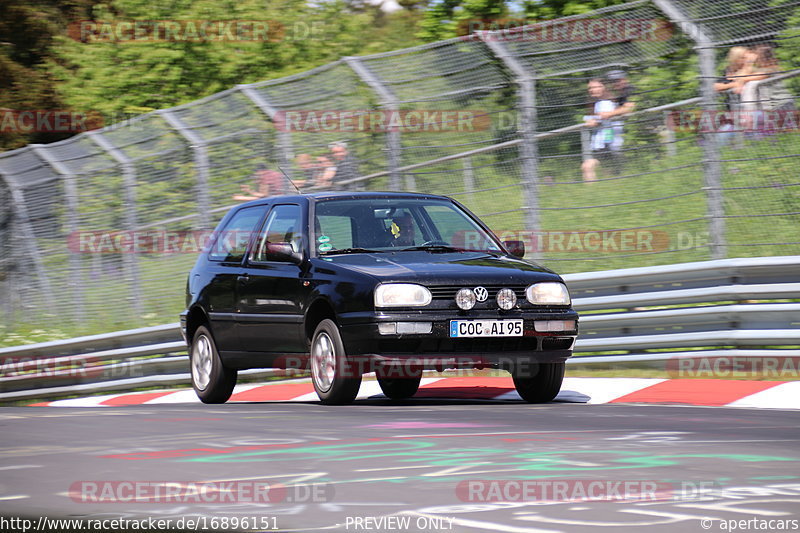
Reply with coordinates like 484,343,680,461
265,242,304,265
503,240,525,258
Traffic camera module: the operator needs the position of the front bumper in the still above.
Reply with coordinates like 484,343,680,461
339,309,578,370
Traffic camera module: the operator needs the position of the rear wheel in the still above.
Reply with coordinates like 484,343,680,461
310,319,362,405
377,367,422,400
190,325,237,404
512,362,565,403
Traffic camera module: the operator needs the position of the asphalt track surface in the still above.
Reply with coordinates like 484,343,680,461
1,399,799,533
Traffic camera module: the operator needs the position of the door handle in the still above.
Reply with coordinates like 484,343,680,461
237,274,249,282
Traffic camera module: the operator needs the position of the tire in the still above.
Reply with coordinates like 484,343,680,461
190,325,237,404
377,367,422,400
512,362,565,403
310,319,362,405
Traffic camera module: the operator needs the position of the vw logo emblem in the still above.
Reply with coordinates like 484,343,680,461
474,286,488,302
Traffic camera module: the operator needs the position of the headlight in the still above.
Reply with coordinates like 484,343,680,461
374,283,432,307
496,288,518,310
455,288,476,310
526,282,571,305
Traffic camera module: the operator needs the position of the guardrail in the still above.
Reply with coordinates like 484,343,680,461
569,255,800,356
2,256,798,401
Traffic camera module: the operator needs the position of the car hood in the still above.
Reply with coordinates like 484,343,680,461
317,251,561,284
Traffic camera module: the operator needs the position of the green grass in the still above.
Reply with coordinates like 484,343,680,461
418,131,799,274
3,131,798,345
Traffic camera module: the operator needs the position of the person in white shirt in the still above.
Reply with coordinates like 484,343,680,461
581,78,618,183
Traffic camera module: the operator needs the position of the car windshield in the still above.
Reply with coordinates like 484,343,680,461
313,197,503,255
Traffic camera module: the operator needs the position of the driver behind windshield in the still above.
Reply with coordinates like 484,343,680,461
389,214,415,247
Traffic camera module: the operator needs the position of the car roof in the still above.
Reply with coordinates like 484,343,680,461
235,191,454,208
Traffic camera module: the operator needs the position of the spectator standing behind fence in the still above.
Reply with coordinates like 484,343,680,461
605,70,636,154
714,46,752,109
314,155,337,189
581,79,618,183
233,164,300,202
233,165,280,201
735,46,772,113
329,141,359,190
739,45,793,113
296,153,317,184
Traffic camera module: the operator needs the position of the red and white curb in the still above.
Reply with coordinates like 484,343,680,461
30,377,800,409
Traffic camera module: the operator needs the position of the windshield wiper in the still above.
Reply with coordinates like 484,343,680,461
398,245,467,253
399,245,503,257
320,247,386,255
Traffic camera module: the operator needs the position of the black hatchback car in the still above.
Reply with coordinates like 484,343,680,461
181,192,578,404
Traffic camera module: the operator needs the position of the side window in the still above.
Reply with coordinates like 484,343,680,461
208,206,266,262
316,215,353,250
253,204,303,262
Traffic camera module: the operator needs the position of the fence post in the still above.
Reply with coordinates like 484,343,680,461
480,34,541,261
580,129,592,162
661,112,677,157
0,173,10,320
0,163,54,322
343,57,406,191
237,85,296,179
653,0,727,259
462,156,475,204
30,146,85,322
86,131,144,316
158,110,212,229
4,175,55,307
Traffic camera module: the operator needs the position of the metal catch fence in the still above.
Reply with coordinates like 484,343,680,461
0,0,798,335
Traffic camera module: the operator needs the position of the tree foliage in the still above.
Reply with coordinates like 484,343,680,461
48,0,423,122
521,0,632,19
419,0,630,41
2,0,798,151
0,1,99,150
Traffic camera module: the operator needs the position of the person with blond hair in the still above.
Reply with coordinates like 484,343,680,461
712,46,760,134
714,46,752,99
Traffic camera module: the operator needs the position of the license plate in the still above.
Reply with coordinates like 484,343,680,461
449,319,523,338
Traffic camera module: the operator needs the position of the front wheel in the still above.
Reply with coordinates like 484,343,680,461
377,367,422,400
310,319,362,405
512,362,565,403
190,325,237,404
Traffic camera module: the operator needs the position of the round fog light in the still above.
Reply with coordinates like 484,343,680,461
496,288,517,310
455,288,476,310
